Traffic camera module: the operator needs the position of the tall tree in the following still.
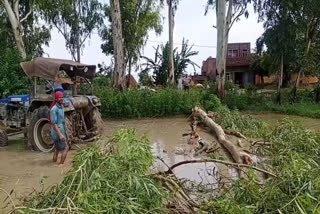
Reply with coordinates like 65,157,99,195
255,0,320,102
206,0,250,98
257,16,298,103
109,0,126,90
161,0,180,85
0,0,49,59
38,0,103,62
101,0,162,88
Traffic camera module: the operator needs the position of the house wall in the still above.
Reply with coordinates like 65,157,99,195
227,43,251,57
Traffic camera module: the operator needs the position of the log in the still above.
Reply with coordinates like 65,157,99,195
192,107,241,163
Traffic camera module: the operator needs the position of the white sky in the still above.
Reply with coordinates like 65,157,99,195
43,0,264,77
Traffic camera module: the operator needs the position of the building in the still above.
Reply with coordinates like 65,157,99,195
195,42,253,86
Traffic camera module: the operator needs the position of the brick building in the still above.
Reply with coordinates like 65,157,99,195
192,43,253,86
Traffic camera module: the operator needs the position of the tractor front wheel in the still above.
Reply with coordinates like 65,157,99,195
28,106,54,152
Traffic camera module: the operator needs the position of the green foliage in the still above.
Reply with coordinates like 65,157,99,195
223,88,320,118
141,39,199,86
138,70,154,86
101,0,162,67
0,0,51,58
38,0,103,61
22,129,169,213
201,120,320,213
94,87,212,118
214,107,269,138
0,49,30,97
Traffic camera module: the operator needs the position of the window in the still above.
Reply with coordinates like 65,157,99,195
233,50,238,57
242,49,248,56
228,49,238,57
226,72,231,81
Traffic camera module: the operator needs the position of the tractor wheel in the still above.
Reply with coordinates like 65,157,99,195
91,107,103,133
0,129,8,147
28,106,54,152
65,116,73,147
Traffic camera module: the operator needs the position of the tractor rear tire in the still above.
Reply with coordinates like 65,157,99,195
0,129,8,147
28,106,54,152
92,107,103,133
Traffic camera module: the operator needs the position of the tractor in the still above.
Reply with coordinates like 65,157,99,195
0,57,103,152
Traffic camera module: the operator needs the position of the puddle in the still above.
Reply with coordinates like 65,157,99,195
104,117,221,186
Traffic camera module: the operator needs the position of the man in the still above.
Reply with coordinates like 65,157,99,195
183,74,190,91
177,76,183,91
50,91,69,166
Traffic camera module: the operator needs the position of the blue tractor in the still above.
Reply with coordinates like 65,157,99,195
0,57,103,152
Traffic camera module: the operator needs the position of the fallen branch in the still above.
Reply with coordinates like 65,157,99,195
164,159,276,177
224,129,247,139
192,107,241,163
12,206,82,213
252,140,272,146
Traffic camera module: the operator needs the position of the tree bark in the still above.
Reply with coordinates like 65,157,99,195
127,58,132,88
168,0,175,85
216,0,227,98
276,55,283,104
292,38,311,103
192,106,241,164
75,1,81,62
2,0,27,60
110,0,126,90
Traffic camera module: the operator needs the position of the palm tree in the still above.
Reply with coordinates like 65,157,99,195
141,39,199,86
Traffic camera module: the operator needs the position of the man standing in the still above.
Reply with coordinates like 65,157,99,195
50,91,69,166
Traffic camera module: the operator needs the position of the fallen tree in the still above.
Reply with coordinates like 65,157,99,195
192,106,241,164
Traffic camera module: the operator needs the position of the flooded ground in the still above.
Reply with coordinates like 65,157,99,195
249,112,320,132
1,113,320,212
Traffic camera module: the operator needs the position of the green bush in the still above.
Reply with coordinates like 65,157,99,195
94,87,221,118
0,49,30,97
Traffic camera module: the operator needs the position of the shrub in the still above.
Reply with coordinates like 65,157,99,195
94,87,221,118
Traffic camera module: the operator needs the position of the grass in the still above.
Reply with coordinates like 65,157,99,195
201,119,320,214
223,88,320,119
19,129,169,213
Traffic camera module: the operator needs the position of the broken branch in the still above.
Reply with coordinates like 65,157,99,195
165,159,276,177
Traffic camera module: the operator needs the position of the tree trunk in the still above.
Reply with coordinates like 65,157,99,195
76,1,81,62
168,1,175,85
292,39,311,103
127,58,132,88
315,75,320,103
110,0,126,90
276,55,283,104
192,106,241,164
2,0,27,60
216,0,227,98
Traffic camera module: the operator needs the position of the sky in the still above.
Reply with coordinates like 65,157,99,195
43,0,264,77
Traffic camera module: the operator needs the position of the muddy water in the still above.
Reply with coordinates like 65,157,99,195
103,117,219,185
1,114,320,212
249,112,320,132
